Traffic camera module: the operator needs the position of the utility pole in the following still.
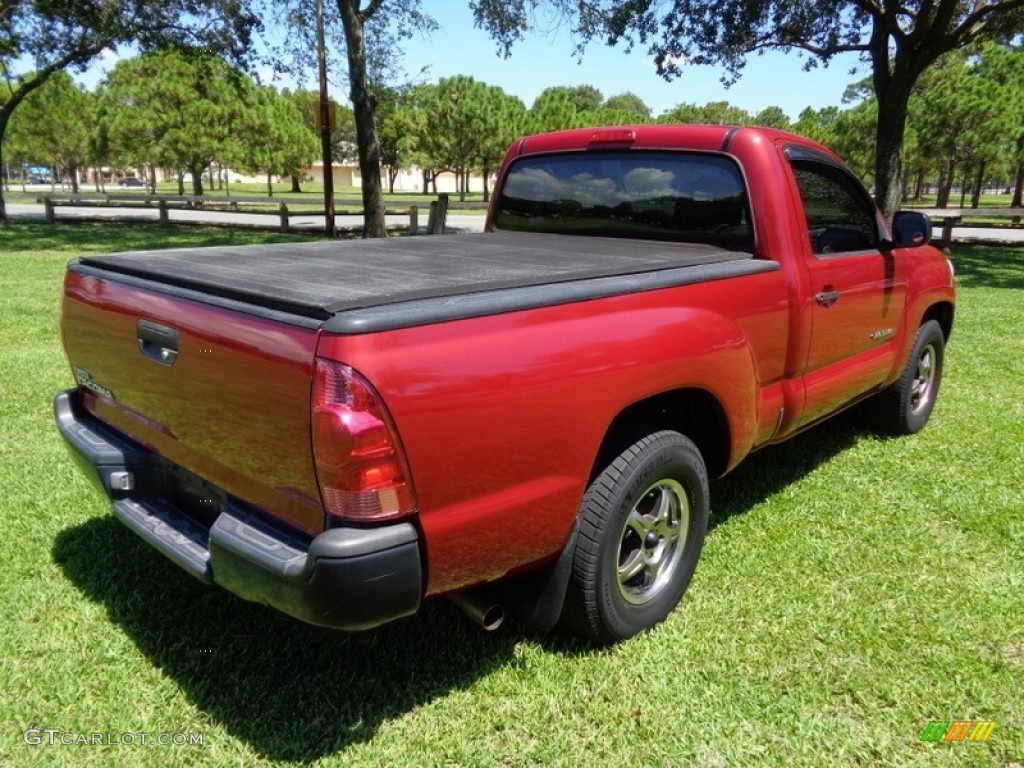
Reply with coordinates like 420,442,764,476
317,0,336,237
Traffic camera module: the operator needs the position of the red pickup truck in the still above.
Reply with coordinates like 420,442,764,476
54,125,955,643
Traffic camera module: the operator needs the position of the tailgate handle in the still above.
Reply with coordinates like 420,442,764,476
137,319,179,366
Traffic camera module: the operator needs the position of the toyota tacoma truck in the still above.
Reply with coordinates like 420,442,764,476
54,125,955,643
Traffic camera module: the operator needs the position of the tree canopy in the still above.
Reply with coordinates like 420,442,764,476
98,50,257,196
0,0,260,222
6,72,93,192
387,77,529,200
234,87,320,196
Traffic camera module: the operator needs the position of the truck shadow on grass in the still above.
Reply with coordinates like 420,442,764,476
52,520,519,762
52,409,873,761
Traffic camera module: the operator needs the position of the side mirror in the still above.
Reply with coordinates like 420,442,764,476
890,211,933,248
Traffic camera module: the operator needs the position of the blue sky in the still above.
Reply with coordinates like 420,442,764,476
387,2,864,120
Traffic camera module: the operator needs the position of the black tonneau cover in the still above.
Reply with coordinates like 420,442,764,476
77,232,757,322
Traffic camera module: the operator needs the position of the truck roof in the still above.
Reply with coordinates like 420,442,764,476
506,123,838,157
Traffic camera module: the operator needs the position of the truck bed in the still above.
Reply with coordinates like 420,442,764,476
76,232,767,330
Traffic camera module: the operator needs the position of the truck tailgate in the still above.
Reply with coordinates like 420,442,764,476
60,263,324,536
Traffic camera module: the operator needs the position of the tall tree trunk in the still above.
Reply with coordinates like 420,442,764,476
267,171,274,197
868,15,920,220
936,156,955,209
291,174,302,193
190,163,204,197
0,92,23,225
872,75,914,219
970,160,986,209
1013,159,1023,209
338,0,387,238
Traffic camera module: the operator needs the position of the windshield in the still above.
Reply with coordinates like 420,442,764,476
493,151,753,251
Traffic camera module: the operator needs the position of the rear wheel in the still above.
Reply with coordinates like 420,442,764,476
874,320,945,435
562,430,709,643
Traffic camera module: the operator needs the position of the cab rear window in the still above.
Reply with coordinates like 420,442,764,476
493,151,753,251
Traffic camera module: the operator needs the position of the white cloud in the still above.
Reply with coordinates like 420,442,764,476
97,48,121,68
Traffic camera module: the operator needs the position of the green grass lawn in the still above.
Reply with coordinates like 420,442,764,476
1,222,1021,767
905,192,1021,209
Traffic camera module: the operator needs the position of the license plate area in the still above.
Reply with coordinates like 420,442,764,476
166,466,226,528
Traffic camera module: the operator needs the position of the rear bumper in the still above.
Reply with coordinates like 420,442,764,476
53,389,422,630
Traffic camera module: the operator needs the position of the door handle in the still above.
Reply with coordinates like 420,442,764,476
137,319,179,365
815,289,840,308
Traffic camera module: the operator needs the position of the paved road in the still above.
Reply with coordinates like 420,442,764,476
942,227,1024,244
5,202,486,234
7,202,1024,242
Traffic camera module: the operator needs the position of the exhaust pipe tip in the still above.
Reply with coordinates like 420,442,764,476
449,590,505,631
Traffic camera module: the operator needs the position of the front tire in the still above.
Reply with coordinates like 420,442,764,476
875,320,946,435
562,430,709,643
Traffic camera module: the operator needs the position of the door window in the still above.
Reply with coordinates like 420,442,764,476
791,162,879,255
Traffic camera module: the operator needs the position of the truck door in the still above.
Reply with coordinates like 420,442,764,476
788,150,908,425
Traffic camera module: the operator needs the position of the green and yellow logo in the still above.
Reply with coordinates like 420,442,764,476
921,720,996,742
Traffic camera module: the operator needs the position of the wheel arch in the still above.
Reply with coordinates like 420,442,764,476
591,388,731,482
921,301,955,341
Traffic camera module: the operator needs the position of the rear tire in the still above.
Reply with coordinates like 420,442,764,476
874,320,945,435
562,430,709,643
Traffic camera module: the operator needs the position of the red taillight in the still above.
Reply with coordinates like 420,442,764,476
312,359,416,522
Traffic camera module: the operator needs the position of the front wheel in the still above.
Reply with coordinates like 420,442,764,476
874,320,946,435
562,430,709,643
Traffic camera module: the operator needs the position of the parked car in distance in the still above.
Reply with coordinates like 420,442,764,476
118,177,150,190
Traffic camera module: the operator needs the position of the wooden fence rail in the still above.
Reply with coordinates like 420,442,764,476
43,195,1017,245
38,192,465,235
910,207,1024,246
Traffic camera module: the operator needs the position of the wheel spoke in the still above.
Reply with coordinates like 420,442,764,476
618,549,647,585
624,509,652,540
918,350,932,380
653,490,681,539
